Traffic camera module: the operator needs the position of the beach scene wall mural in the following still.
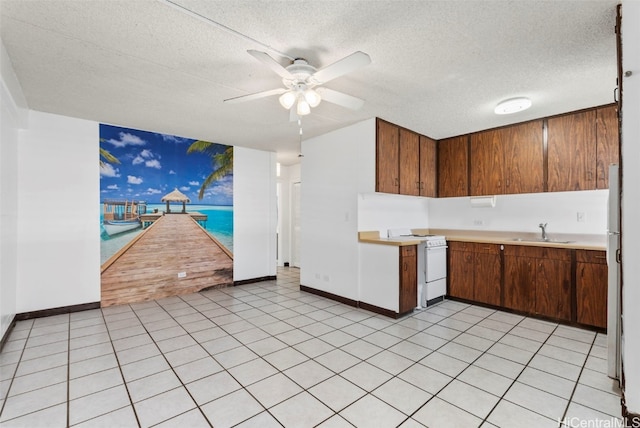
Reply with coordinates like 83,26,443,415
99,124,233,306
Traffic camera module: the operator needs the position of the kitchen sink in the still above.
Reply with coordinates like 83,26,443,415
511,238,573,244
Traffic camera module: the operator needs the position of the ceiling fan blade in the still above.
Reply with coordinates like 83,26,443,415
312,51,371,84
247,50,294,79
316,87,365,110
224,87,286,104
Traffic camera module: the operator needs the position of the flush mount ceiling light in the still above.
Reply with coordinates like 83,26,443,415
494,97,532,115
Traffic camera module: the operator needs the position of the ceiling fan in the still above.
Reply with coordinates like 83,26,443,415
224,50,371,117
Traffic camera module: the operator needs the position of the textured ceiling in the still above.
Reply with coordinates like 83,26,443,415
0,0,618,165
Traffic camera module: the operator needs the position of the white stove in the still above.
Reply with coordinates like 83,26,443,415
387,229,448,308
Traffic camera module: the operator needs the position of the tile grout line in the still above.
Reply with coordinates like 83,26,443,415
479,318,564,427
94,306,143,428
0,320,33,422
125,300,216,427
401,302,519,426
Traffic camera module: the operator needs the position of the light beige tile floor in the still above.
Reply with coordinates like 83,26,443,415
0,267,623,427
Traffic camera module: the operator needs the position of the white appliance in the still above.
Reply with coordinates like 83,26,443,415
607,164,622,380
418,236,447,307
387,229,448,308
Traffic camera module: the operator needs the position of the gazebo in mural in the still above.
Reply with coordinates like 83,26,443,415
161,188,190,214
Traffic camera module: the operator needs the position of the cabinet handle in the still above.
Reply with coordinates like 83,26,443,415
416,181,420,189
420,181,424,190
506,178,510,187
403,262,408,271
594,255,606,259
587,171,593,181
395,177,399,187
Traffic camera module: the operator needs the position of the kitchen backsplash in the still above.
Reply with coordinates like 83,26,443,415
357,189,608,236
428,189,608,235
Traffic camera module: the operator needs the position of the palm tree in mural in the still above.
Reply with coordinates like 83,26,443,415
187,141,233,200
99,138,120,168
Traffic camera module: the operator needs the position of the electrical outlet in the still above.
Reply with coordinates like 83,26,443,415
473,219,484,226
577,212,586,223
177,272,187,278
323,275,330,282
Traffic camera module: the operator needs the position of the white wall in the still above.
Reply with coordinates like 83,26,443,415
0,40,27,338
357,192,430,235
300,118,375,300
17,110,101,313
12,120,278,313
621,0,640,415
429,190,608,236
233,146,277,281
0,36,277,318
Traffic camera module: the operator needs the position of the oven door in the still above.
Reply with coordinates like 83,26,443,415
425,245,447,282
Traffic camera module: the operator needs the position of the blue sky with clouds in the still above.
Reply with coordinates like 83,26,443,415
99,124,232,206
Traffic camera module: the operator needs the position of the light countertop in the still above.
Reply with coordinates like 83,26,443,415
358,229,606,251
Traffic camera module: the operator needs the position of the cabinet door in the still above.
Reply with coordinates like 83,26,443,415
419,135,437,197
448,246,474,300
535,258,572,321
503,255,535,312
474,245,502,306
576,250,608,328
596,105,619,189
399,246,417,313
548,110,597,192
376,119,399,194
470,129,505,196
504,120,544,194
399,129,420,196
438,136,469,197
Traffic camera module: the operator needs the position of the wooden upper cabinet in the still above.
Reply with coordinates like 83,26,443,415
419,135,437,197
376,119,400,193
438,135,469,197
596,105,619,189
504,120,544,194
547,110,597,192
399,129,420,196
470,121,543,196
471,129,505,196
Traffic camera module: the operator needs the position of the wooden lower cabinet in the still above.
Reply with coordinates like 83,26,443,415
399,246,418,314
448,242,501,305
503,245,571,321
576,250,608,328
449,241,605,327
448,242,474,300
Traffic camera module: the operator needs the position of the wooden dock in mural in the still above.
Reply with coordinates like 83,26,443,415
100,214,233,307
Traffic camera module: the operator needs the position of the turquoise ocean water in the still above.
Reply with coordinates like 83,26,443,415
100,204,233,255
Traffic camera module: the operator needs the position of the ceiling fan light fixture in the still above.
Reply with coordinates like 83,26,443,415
297,98,311,116
303,88,321,108
279,91,297,109
494,97,532,115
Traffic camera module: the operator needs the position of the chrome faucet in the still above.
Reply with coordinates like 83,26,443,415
539,223,548,241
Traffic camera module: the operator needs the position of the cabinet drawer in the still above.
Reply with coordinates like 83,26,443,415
471,243,501,255
400,246,416,257
576,249,607,264
503,245,571,261
448,241,471,252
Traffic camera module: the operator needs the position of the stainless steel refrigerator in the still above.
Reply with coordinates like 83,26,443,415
607,163,622,380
